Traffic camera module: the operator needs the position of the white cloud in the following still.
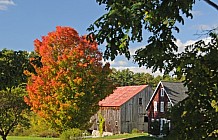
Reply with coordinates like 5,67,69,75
195,24,211,30
117,60,128,66
103,37,212,77
129,46,142,55
191,10,202,16
192,24,218,32
174,37,211,53
0,0,15,10
174,39,186,53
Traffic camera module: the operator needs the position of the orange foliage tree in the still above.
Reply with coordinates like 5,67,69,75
25,26,114,131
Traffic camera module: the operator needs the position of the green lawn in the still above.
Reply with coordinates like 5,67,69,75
7,133,159,140
7,136,59,140
87,133,159,140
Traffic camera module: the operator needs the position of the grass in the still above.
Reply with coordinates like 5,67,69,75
7,133,160,140
86,133,159,140
7,136,59,140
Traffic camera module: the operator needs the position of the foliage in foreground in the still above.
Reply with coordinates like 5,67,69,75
89,0,218,139
25,26,115,132
167,33,218,139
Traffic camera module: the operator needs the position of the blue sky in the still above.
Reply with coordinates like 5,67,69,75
0,0,217,75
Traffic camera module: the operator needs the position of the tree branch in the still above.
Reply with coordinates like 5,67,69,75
203,0,218,11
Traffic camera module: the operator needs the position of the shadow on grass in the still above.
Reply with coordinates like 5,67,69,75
123,135,161,140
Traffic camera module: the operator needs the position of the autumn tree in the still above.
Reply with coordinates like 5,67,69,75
25,26,114,131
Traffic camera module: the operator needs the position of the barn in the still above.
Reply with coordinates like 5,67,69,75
90,85,153,134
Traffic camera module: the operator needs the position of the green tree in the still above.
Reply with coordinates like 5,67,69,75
0,49,34,140
109,68,155,86
168,33,218,139
0,87,29,140
109,68,135,86
0,49,33,90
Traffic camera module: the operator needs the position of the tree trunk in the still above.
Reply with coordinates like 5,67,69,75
1,135,7,140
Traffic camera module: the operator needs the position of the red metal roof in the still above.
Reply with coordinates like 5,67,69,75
99,85,148,107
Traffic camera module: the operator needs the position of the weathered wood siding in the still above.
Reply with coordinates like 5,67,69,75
120,86,153,133
90,107,121,134
100,107,121,134
90,86,153,134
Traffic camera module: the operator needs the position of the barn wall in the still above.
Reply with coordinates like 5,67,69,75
90,107,121,134
120,86,153,133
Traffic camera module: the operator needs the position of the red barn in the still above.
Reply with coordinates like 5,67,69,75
145,81,188,136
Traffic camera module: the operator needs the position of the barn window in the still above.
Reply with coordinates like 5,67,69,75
138,98,142,105
144,116,148,122
160,88,164,97
160,101,164,112
115,121,118,126
154,101,157,112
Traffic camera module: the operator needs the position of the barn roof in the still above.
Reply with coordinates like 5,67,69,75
99,85,148,107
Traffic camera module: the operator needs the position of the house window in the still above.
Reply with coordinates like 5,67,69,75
154,101,157,112
160,101,164,112
138,98,142,105
167,101,171,108
160,88,164,97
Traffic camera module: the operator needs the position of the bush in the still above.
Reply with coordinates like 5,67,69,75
38,129,59,138
60,128,83,140
150,120,160,135
131,128,139,134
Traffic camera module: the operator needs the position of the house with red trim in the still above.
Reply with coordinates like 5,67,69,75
145,81,188,135
90,85,153,134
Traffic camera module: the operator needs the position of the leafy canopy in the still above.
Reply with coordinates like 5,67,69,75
25,26,114,131
168,33,218,139
0,49,34,90
88,0,195,73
